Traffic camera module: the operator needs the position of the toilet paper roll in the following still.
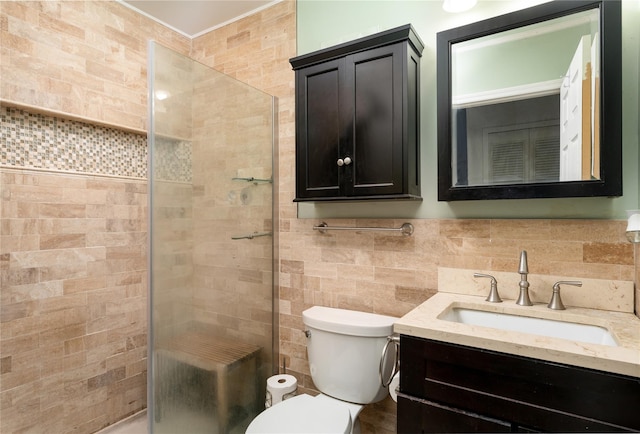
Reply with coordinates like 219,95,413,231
389,372,400,403
265,374,297,408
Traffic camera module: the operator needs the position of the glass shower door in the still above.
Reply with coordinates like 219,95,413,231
148,41,275,434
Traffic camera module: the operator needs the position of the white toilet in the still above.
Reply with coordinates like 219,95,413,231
246,306,398,434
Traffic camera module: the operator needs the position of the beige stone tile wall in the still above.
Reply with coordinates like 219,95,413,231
149,179,194,343
0,2,188,432
190,0,296,409
190,71,275,362
277,218,634,433
1,1,638,434
190,0,297,228
1,169,147,433
150,43,196,141
0,1,190,132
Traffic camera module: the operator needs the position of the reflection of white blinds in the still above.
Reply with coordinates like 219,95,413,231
489,137,525,183
485,124,559,184
533,136,560,182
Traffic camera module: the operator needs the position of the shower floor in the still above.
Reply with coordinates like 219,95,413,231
96,407,253,434
96,412,147,434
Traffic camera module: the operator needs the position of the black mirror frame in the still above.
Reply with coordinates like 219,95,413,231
437,0,622,201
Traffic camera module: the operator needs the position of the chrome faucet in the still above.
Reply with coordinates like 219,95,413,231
474,273,502,303
548,281,582,310
515,250,533,306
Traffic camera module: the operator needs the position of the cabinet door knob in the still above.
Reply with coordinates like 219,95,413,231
338,157,351,167
337,157,352,167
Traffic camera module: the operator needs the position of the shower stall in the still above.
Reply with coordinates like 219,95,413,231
147,42,277,434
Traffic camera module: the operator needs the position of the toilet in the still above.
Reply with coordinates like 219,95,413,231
246,306,398,434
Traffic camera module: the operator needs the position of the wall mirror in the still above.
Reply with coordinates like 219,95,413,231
437,0,621,201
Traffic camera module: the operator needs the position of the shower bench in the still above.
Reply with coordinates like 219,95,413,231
155,330,261,432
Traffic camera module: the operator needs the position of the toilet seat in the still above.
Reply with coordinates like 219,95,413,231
246,394,352,434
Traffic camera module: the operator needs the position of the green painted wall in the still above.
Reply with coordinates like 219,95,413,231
295,0,639,219
452,16,593,96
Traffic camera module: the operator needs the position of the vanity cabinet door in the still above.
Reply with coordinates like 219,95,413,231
398,394,512,433
399,335,640,433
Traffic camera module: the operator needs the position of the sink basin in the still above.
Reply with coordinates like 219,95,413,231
440,307,618,347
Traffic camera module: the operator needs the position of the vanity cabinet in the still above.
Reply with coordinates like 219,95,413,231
398,335,640,433
290,25,423,201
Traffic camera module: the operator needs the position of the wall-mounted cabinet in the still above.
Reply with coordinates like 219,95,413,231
290,25,424,202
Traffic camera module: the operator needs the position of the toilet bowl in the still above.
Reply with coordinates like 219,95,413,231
246,306,398,434
246,393,363,434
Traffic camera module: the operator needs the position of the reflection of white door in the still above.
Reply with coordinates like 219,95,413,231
560,35,591,181
591,33,600,179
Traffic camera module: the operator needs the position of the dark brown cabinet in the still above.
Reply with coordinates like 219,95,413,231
398,335,640,433
290,25,424,201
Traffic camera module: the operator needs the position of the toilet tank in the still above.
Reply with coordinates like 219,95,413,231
302,306,398,404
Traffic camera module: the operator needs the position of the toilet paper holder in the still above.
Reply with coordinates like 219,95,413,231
379,335,400,387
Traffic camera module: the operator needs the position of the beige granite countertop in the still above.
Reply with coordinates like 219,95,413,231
394,292,640,378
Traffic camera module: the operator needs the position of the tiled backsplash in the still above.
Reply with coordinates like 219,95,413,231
1,106,147,178
438,267,635,312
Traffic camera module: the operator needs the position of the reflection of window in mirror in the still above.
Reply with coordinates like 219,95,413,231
450,8,600,187
453,96,560,186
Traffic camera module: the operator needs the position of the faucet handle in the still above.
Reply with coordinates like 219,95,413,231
518,250,529,274
474,273,502,303
548,281,582,310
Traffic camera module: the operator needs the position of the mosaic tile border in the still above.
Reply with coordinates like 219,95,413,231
0,105,152,179
153,136,193,183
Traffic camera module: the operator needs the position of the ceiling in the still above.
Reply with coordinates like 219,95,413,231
119,0,277,38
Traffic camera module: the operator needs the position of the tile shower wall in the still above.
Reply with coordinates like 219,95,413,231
190,75,274,359
1,1,190,430
0,1,190,132
190,0,295,406
1,108,148,433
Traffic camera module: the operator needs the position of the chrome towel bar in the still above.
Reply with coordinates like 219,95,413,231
231,177,272,184
313,222,414,236
231,232,272,240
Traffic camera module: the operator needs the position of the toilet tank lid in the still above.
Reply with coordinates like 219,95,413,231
302,306,397,337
